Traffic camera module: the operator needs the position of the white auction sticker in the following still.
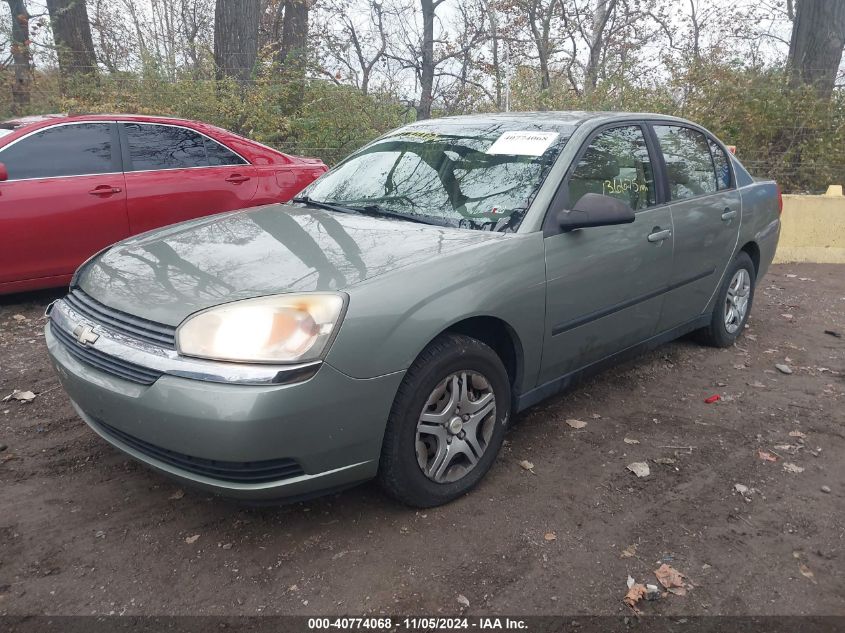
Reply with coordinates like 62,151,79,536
486,131,559,156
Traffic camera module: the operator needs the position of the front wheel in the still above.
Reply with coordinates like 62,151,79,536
696,251,756,347
377,334,511,507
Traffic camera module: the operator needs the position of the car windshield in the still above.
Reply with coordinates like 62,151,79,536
300,120,574,232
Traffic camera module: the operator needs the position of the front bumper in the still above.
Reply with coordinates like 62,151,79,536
46,325,404,500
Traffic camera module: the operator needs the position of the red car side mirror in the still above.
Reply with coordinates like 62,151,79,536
0,163,7,182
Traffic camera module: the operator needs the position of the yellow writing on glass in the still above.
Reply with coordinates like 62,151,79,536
603,178,647,194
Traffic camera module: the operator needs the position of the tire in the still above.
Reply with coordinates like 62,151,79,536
377,333,511,507
695,251,756,348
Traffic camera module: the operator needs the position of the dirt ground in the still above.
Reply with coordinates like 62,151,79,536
1,263,843,617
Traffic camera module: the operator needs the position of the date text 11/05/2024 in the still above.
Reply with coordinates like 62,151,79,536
307,617,529,630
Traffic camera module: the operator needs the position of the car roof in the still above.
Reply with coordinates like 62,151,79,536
405,111,692,129
0,113,224,131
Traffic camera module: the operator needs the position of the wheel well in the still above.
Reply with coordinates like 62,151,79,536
740,241,760,275
442,316,522,390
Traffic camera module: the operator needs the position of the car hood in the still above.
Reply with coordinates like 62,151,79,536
77,204,500,326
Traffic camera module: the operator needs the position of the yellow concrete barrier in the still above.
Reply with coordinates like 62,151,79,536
774,186,845,263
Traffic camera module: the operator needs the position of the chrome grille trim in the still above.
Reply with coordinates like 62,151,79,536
51,323,161,385
48,297,321,386
64,289,176,348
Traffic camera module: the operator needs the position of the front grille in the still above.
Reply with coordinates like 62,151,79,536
52,323,162,385
64,289,177,348
93,418,305,484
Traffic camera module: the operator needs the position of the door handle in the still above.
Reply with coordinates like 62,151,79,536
225,174,250,184
88,185,122,196
721,208,737,221
647,228,672,243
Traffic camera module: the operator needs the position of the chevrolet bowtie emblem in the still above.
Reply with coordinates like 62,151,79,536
72,324,99,346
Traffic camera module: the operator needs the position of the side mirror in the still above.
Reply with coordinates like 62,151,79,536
557,192,635,231
0,163,7,182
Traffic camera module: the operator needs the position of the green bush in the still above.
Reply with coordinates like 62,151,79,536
1,61,842,192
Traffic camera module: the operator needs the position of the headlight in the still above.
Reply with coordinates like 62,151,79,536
176,294,346,363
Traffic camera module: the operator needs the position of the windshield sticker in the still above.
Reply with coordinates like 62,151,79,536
486,131,559,156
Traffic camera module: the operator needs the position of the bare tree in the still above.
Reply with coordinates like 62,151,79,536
317,0,387,95
5,0,31,112
214,0,261,85
787,0,845,97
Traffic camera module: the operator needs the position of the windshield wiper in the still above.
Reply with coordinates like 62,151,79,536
345,204,452,227
292,196,362,216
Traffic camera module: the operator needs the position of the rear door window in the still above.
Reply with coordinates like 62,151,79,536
0,123,114,180
204,137,247,166
708,138,732,189
124,123,209,171
567,125,656,211
653,125,718,200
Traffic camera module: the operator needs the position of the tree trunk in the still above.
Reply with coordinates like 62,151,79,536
485,0,503,110
5,0,31,113
278,0,309,69
214,0,261,86
584,0,617,95
46,0,98,90
787,0,845,98
417,0,436,120
277,0,309,110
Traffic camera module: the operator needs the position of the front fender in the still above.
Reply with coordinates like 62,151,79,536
324,233,547,395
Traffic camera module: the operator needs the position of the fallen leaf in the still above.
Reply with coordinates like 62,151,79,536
169,490,185,500
2,390,36,403
775,364,793,375
544,532,557,541
12,314,27,322
654,563,687,593
757,450,778,462
456,594,470,608
565,418,587,429
789,430,806,439
623,583,648,610
518,459,535,473
799,563,815,582
621,544,637,558
704,394,721,404
627,462,650,478
623,437,640,444
185,534,200,544
783,462,804,473
734,483,749,495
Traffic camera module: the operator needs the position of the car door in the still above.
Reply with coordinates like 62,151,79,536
650,124,742,332
120,122,259,234
539,123,674,384
0,122,128,285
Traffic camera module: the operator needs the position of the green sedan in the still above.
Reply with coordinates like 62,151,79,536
46,112,781,507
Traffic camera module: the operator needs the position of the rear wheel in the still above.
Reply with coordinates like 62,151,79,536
377,334,511,507
696,251,756,347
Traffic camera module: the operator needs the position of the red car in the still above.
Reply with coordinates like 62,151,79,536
0,114,327,294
